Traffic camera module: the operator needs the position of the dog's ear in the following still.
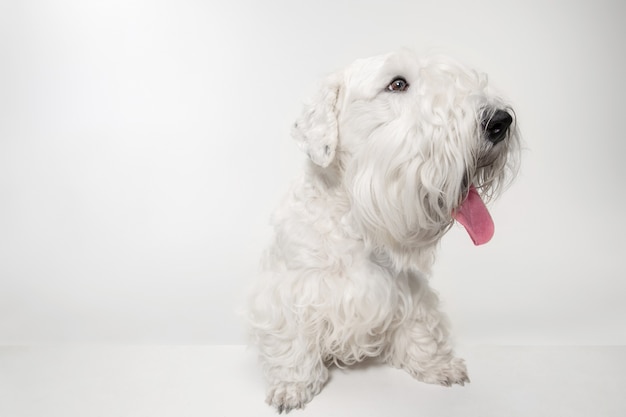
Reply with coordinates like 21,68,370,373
291,73,341,168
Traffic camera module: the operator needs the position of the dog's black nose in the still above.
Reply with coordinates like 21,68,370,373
483,109,513,144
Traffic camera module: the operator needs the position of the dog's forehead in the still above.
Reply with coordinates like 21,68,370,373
336,51,491,107
344,51,419,89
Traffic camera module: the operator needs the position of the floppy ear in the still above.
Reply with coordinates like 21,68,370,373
291,73,341,168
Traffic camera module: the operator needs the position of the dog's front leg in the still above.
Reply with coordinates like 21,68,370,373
383,274,470,387
261,335,329,413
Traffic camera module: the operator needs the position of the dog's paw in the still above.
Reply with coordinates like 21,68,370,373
427,357,470,387
406,357,470,387
437,357,470,386
266,382,317,414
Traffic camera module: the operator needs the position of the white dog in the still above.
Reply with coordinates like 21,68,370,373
247,50,520,413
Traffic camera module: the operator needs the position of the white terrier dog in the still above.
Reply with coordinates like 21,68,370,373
248,50,520,413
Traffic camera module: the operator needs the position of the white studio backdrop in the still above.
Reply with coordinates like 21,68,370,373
1,0,625,345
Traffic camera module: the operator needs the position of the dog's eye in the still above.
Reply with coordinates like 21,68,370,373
387,77,409,92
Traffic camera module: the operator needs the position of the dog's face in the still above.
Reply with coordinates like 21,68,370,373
292,51,520,260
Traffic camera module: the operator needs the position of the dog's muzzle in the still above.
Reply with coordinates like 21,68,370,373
483,109,513,144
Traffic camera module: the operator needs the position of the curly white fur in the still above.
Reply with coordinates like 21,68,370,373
247,50,520,413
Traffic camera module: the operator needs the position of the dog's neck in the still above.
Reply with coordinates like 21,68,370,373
305,160,441,275
306,159,343,190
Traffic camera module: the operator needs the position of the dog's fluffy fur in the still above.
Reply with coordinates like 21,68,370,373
247,50,520,413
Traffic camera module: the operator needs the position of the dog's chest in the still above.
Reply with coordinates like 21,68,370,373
311,258,413,363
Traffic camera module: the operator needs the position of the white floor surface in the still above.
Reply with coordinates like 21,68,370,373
1,345,625,417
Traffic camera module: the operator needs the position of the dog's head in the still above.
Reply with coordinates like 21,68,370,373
292,51,520,267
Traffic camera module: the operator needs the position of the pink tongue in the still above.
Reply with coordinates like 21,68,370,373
453,185,494,246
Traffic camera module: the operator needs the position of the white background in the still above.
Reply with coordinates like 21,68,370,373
1,0,625,346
